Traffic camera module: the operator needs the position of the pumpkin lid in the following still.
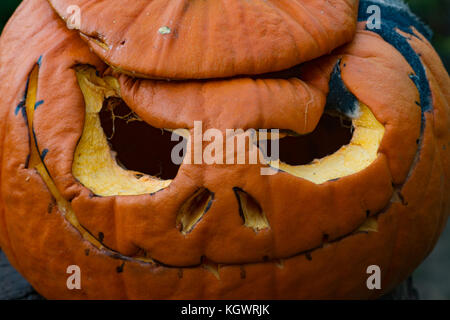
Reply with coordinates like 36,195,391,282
48,0,358,79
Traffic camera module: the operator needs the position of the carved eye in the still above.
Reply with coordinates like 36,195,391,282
73,67,187,196
99,97,182,180
263,104,385,184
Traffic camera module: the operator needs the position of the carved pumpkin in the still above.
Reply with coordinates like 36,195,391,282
0,0,448,299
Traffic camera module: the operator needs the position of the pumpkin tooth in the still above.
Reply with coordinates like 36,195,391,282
201,257,220,280
390,191,403,204
305,252,313,261
176,188,214,235
240,266,246,279
322,234,331,248
233,188,269,232
357,217,379,233
275,260,284,269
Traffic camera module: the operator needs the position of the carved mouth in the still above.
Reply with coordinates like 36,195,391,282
22,62,390,275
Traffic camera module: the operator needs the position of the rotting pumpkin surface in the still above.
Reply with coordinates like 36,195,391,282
21,46,393,268
0,0,448,299
48,0,359,79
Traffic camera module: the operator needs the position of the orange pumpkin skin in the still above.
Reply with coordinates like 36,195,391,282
0,0,448,299
47,0,359,79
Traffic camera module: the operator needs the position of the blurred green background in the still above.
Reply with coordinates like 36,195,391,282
0,0,449,300
406,0,450,70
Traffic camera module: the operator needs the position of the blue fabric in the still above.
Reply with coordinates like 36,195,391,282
358,0,432,114
325,60,359,118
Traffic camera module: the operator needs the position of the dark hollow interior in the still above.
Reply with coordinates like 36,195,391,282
99,98,185,180
100,98,353,176
262,113,353,166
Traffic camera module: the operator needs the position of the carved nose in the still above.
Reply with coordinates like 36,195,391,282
233,187,269,232
176,187,269,235
176,188,214,235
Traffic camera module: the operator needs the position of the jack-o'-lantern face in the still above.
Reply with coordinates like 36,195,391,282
0,0,449,299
